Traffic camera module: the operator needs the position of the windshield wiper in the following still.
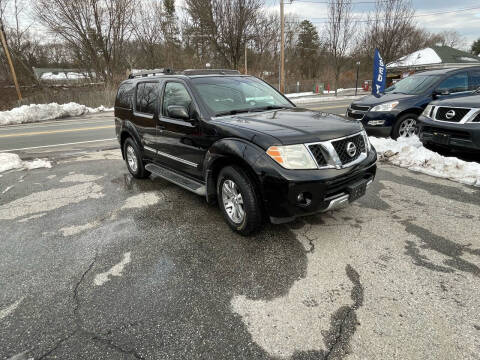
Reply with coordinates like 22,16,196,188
215,109,252,116
249,105,288,112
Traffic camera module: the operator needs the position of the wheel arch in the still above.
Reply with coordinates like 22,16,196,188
119,122,142,159
204,139,265,205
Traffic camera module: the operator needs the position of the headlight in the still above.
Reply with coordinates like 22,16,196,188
370,101,399,112
422,105,433,118
362,130,372,152
266,144,317,169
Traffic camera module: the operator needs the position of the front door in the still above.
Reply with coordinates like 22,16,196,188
155,81,206,179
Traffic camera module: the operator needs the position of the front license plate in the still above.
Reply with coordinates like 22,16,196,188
432,132,450,145
347,180,367,202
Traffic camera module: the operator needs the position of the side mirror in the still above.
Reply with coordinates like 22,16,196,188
167,105,189,120
433,89,449,98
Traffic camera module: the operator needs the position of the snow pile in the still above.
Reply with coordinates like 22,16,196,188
0,153,52,173
0,103,113,126
370,136,480,187
291,94,365,104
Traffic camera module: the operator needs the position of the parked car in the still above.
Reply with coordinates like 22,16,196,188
114,69,377,235
347,67,480,139
417,90,480,153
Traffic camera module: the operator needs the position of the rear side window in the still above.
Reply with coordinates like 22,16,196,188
136,82,159,114
469,71,480,91
115,82,135,109
437,72,468,93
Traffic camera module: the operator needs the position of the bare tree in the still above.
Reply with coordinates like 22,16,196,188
366,0,415,64
184,0,262,69
436,30,466,49
132,0,164,69
325,0,354,95
34,0,136,82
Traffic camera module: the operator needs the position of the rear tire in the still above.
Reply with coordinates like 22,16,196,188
217,165,263,236
123,137,150,179
392,113,418,139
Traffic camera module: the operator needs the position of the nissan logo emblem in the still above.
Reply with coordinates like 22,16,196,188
346,142,357,157
445,110,456,120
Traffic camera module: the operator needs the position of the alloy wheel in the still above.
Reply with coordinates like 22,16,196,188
126,145,138,173
398,118,417,137
222,179,245,224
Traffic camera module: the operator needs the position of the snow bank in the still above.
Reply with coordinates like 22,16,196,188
290,94,365,104
370,136,480,187
0,103,113,126
0,153,52,173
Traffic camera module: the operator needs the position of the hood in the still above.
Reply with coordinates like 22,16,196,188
211,108,363,147
353,92,416,106
431,94,480,108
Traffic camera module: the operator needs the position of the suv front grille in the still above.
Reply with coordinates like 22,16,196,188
331,134,366,165
473,113,480,122
346,110,364,120
435,107,470,122
351,104,370,111
308,144,328,166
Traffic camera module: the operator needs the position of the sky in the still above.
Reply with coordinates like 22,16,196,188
264,0,480,49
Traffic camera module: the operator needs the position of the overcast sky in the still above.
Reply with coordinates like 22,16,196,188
265,0,480,49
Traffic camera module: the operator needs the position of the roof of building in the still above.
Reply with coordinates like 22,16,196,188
387,46,480,70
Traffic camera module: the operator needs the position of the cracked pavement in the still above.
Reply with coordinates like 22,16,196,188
1,148,479,360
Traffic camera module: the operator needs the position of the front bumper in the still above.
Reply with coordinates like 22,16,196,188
346,108,397,137
259,149,377,224
417,116,480,152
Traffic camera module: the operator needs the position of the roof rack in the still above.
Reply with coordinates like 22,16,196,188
182,69,241,76
128,68,174,78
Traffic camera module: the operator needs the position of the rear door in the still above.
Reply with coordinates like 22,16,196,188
132,81,160,158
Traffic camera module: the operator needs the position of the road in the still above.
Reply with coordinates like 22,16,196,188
1,148,479,360
2,97,479,359
0,99,352,153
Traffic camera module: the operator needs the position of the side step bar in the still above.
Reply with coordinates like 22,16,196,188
145,163,206,196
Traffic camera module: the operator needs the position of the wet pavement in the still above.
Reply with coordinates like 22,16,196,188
1,149,479,359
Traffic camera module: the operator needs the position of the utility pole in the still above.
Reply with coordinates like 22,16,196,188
280,0,285,93
355,61,360,96
245,41,248,74
0,20,22,101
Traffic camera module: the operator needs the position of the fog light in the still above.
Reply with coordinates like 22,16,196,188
297,192,312,207
368,120,385,126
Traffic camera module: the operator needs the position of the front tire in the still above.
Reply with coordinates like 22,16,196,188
123,137,150,179
217,166,263,236
392,113,418,139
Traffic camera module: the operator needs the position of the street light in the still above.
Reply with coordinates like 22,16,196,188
355,61,361,96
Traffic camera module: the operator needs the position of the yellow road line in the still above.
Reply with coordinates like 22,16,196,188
0,125,114,138
310,105,349,111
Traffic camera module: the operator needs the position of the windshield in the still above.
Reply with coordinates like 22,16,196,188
191,76,293,116
386,75,441,95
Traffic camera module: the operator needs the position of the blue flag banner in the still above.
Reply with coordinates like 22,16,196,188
372,49,386,97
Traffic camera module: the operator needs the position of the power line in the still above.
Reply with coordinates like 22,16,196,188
286,5,480,23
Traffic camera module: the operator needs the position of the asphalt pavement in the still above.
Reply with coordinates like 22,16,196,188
1,97,480,359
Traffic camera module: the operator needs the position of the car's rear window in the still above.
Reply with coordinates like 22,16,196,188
115,82,135,109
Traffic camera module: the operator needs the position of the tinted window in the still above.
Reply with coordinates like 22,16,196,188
385,75,441,95
437,72,468,93
191,76,292,115
136,82,159,114
162,82,193,117
115,82,135,109
469,71,480,91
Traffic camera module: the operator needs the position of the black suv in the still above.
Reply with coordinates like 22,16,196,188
114,69,377,235
417,91,480,153
347,67,480,139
